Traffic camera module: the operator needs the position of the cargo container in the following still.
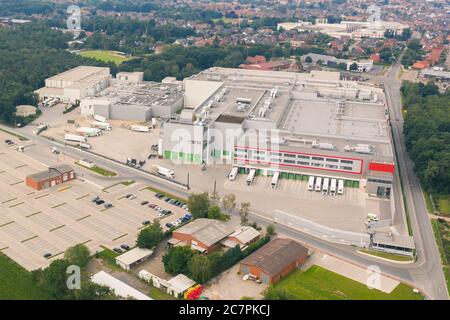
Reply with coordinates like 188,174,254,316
91,121,111,131
337,179,344,195
228,167,238,181
130,125,150,132
308,176,315,191
77,127,102,137
246,169,256,186
64,134,87,143
271,171,280,189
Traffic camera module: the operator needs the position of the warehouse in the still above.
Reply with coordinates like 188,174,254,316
171,218,234,253
91,271,152,300
34,66,111,104
25,164,75,190
115,247,154,271
161,67,393,193
239,238,308,284
80,76,183,121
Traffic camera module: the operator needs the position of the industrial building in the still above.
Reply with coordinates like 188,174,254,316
80,74,183,121
277,20,407,40
34,66,111,104
302,53,374,72
239,238,308,284
25,164,75,190
161,67,394,196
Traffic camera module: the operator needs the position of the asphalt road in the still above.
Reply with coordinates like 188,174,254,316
380,60,448,300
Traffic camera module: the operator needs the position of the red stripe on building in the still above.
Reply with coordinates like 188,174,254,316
368,162,395,174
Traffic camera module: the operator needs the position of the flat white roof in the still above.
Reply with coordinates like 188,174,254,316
115,247,153,266
167,274,196,293
91,271,152,300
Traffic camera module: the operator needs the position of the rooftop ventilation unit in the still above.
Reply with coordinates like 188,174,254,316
236,103,246,112
344,144,374,154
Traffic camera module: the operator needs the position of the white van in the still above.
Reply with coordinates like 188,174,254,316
271,171,280,189
246,169,256,186
308,176,315,191
322,178,329,195
228,167,238,181
315,177,322,192
330,179,337,196
337,179,344,195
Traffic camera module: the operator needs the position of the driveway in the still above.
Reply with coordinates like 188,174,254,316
202,264,267,300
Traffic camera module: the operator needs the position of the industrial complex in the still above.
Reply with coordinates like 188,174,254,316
33,65,413,256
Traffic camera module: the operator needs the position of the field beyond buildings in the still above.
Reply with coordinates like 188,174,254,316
79,50,132,65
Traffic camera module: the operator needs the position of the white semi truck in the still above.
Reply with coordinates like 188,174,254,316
93,114,107,123
64,134,87,143
130,125,150,132
91,121,112,131
151,165,175,179
77,127,102,137
228,167,238,181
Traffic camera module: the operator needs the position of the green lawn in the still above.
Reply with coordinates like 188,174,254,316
80,50,132,65
96,247,121,271
148,285,177,300
270,266,423,300
0,253,51,300
359,249,414,262
76,162,117,177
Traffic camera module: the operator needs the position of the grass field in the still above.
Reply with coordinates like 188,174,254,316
0,253,51,300
80,50,132,65
76,161,117,177
270,266,423,300
96,247,121,271
359,249,414,262
148,285,177,300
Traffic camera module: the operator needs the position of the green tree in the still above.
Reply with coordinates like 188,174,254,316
349,63,358,71
64,244,91,269
188,254,212,283
222,193,236,213
266,224,276,237
239,202,250,225
137,219,163,248
188,192,210,219
162,246,196,274
207,205,223,220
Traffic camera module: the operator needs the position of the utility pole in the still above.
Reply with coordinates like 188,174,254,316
187,172,190,190
212,180,217,204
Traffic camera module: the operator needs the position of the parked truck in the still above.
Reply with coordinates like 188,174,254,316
151,165,175,179
79,142,91,150
64,134,87,143
93,114,107,123
77,127,102,137
33,124,48,135
130,125,150,132
151,118,157,128
91,121,112,131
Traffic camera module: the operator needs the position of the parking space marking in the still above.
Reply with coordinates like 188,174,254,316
0,222,36,242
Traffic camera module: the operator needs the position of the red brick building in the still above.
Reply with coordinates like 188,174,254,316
25,164,75,190
239,238,308,284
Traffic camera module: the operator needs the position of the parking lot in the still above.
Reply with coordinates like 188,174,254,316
0,131,189,271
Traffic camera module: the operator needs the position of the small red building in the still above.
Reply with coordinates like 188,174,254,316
26,164,75,190
239,238,308,284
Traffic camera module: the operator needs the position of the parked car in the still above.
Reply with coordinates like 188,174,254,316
120,244,130,250
140,201,149,205
113,248,123,254
43,253,52,258
142,220,150,226
92,196,100,202
165,223,173,228
125,194,132,199
104,203,113,209
128,194,136,200
95,199,105,205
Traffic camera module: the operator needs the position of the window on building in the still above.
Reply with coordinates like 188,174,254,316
341,160,354,164
312,156,324,161
284,159,296,164
326,158,339,162
284,153,296,158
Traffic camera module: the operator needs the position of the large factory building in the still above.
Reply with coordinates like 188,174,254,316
161,67,394,198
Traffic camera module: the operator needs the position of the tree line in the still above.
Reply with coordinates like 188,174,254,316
402,81,450,194
0,22,114,124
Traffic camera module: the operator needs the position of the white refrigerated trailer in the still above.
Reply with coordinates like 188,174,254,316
271,171,280,189
246,169,256,186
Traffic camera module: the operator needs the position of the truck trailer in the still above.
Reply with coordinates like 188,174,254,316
151,165,175,179
77,127,102,137
64,134,87,143
91,121,112,131
130,125,150,132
